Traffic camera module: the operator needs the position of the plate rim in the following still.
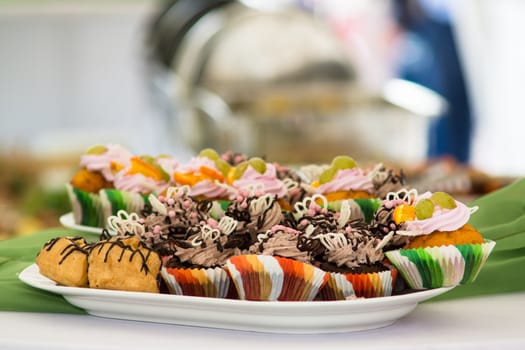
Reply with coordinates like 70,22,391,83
59,212,105,234
19,263,454,332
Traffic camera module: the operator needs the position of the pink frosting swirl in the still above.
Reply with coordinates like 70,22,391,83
175,156,235,198
233,163,288,198
113,173,166,194
176,156,216,174
404,192,474,235
79,144,132,181
316,168,374,194
189,179,237,199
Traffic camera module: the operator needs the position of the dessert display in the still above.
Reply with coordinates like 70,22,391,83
34,144,494,303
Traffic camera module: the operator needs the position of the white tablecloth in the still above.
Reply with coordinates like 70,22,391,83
1,292,524,350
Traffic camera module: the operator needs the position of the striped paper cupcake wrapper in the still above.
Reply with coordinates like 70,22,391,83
385,240,496,289
318,268,397,300
66,184,104,227
225,255,328,301
99,189,149,226
161,266,232,298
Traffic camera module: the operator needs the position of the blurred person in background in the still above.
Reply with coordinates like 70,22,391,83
392,0,472,164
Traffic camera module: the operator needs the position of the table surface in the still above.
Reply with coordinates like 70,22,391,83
1,291,524,350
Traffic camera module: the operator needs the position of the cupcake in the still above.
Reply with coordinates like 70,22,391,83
304,156,376,200
297,218,397,300
384,191,496,289
225,254,328,301
161,215,241,298
276,193,396,300
173,148,237,202
301,156,389,222
67,144,133,227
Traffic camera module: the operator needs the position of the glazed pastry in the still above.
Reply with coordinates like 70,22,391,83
88,236,161,293
36,236,89,287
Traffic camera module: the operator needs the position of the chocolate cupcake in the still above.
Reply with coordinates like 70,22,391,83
161,216,241,298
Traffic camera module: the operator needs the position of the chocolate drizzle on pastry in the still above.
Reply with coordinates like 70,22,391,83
90,237,158,275
41,236,89,265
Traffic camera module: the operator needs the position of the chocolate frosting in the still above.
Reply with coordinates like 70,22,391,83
371,165,406,199
249,226,312,263
172,235,241,268
139,189,212,254
224,193,283,249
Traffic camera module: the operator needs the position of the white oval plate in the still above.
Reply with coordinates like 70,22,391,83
19,264,453,334
59,213,107,235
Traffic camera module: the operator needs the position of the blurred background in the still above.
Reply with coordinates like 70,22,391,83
0,0,521,238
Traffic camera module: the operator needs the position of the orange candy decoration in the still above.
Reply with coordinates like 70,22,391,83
392,204,416,224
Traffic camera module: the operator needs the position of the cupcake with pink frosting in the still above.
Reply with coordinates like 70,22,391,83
173,148,237,202
303,155,404,204
67,144,135,227
67,144,173,228
384,190,496,289
304,156,376,201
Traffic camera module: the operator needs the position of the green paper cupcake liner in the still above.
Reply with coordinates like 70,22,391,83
66,184,151,229
66,184,104,227
99,189,149,226
385,240,496,289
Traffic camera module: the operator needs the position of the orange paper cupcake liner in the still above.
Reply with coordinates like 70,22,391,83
318,268,398,300
161,266,232,298
226,255,328,301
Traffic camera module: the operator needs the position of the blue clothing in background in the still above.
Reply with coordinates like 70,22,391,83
394,0,472,164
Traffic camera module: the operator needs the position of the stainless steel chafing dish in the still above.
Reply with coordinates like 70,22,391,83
146,0,445,165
